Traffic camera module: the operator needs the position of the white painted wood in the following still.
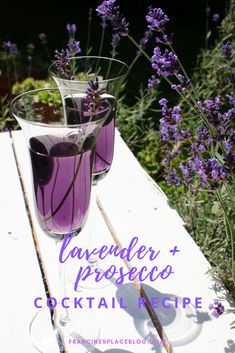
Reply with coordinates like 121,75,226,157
5,128,235,353
95,130,235,353
12,130,166,353
0,132,46,353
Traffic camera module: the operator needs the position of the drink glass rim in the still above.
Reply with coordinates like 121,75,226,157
10,87,111,129
48,55,129,84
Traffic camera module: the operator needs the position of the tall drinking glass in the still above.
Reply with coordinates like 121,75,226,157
49,56,129,183
10,88,111,353
49,57,128,289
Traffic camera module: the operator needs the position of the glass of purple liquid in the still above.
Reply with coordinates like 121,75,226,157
10,88,111,353
49,57,128,289
49,56,129,183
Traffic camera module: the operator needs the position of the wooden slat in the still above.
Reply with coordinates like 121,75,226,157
96,130,235,353
12,130,166,353
0,132,46,353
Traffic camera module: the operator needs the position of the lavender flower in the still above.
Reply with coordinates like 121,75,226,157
67,39,81,56
111,33,121,57
53,49,71,79
191,141,207,156
180,160,194,184
221,42,233,61
165,168,181,186
209,300,225,318
2,41,18,57
159,98,182,142
66,23,77,37
137,29,153,55
193,157,229,186
85,78,106,113
197,127,212,144
96,0,129,36
171,74,190,92
212,13,219,23
38,33,47,45
146,7,169,32
148,75,160,90
152,47,179,77
198,97,235,139
156,33,174,45
162,151,179,168
226,93,234,106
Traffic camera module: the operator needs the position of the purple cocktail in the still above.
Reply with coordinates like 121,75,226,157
10,88,109,352
29,135,95,239
49,56,128,183
92,95,116,182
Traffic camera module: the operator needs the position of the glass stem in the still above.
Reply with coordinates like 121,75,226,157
55,240,70,327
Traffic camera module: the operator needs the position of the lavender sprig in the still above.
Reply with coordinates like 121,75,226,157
67,39,81,56
209,300,225,318
152,47,179,77
53,49,71,79
146,6,169,32
66,23,77,38
212,13,220,23
2,41,18,57
96,0,129,36
221,42,233,61
85,78,106,114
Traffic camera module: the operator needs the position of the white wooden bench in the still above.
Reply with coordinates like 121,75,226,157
0,129,234,353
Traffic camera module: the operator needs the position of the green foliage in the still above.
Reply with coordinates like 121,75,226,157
116,88,162,179
12,77,55,96
161,7,235,297
0,95,15,131
193,9,235,104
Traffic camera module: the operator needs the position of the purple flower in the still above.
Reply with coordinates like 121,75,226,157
191,142,207,157
171,74,190,92
137,29,153,55
85,78,106,113
96,0,116,20
180,160,194,184
66,23,77,37
96,0,129,36
111,33,121,57
198,97,235,139
2,41,18,56
159,99,182,142
209,300,225,318
194,157,229,186
165,168,181,186
221,42,233,61
67,39,81,56
196,127,213,145
156,33,174,45
212,13,219,23
226,93,234,106
146,7,169,32
162,151,179,168
38,33,47,45
147,75,160,90
152,47,179,77
53,49,71,79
